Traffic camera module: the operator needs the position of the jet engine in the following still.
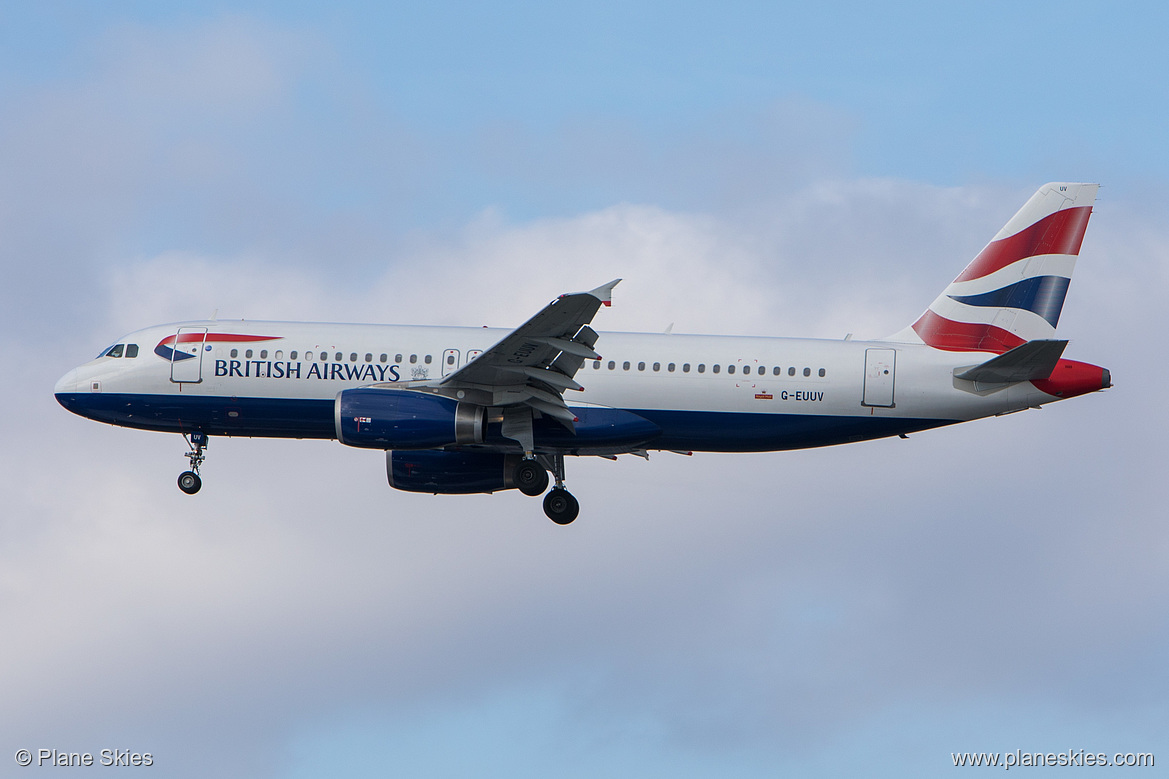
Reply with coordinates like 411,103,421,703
386,449,522,494
335,388,485,449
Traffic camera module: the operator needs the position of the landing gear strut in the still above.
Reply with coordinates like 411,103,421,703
539,454,578,525
178,431,207,495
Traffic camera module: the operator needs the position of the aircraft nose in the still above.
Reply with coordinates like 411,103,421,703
54,368,80,395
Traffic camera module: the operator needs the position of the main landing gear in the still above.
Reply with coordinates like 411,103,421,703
177,431,207,495
513,453,579,525
543,488,579,526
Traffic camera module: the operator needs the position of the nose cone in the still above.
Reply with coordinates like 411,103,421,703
55,368,81,396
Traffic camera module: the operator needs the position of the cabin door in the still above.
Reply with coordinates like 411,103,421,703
862,348,896,407
169,327,207,383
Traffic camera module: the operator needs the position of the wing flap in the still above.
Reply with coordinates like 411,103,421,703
441,280,619,388
533,336,601,360
420,280,620,438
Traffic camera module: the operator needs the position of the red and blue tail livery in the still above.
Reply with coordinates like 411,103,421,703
894,182,1097,353
55,184,1110,524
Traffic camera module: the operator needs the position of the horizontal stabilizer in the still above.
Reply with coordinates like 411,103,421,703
955,339,1068,383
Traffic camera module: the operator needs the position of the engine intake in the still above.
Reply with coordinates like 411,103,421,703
335,388,485,449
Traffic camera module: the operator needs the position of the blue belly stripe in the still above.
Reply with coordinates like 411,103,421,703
55,392,956,452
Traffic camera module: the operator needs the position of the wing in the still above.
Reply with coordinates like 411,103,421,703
433,279,620,427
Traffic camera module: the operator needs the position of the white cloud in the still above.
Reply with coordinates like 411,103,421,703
8,179,1166,777
3,12,1165,775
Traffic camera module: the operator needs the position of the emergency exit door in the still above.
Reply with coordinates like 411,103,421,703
441,349,460,377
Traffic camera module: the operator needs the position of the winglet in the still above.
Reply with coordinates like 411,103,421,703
588,279,622,307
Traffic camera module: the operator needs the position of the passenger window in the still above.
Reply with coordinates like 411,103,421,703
291,351,298,359
410,355,418,364
819,368,826,377
804,367,811,377
652,362,660,372
125,344,139,358
260,350,268,359
230,348,238,358
304,351,312,360
425,355,432,364
593,360,601,370
682,363,690,373
789,367,796,376
713,364,721,374
667,363,675,372
349,353,357,362
773,366,780,376
623,361,630,371
275,350,283,360
366,353,374,363
728,365,736,374
698,364,705,373
321,352,329,362
446,354,455,365
637,361,645,371
380,354,387,363
246,349,253,359
334,352,342,361
395,354,403,363
608,361,616,370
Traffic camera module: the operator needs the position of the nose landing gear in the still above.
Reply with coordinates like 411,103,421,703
178,432,207,495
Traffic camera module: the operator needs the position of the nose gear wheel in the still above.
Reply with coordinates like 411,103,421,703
178,432,207,495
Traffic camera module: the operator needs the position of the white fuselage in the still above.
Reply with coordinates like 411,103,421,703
55,319,1070,453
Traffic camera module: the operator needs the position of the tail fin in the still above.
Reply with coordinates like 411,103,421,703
886,182,1098,353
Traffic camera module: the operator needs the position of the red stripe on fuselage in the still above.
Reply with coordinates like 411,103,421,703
158,333,282,347
911,310,1026,353
954,206,1092,283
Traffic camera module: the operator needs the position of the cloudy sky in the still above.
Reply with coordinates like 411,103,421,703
2,2,1167,776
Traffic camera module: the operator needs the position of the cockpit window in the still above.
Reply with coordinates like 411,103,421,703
125,344,139,358
102,344,125,358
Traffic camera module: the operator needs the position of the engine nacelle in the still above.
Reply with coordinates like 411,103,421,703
335,388,485,449
386,450,522,494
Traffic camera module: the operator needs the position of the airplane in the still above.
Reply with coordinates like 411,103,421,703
55,182,1110,524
